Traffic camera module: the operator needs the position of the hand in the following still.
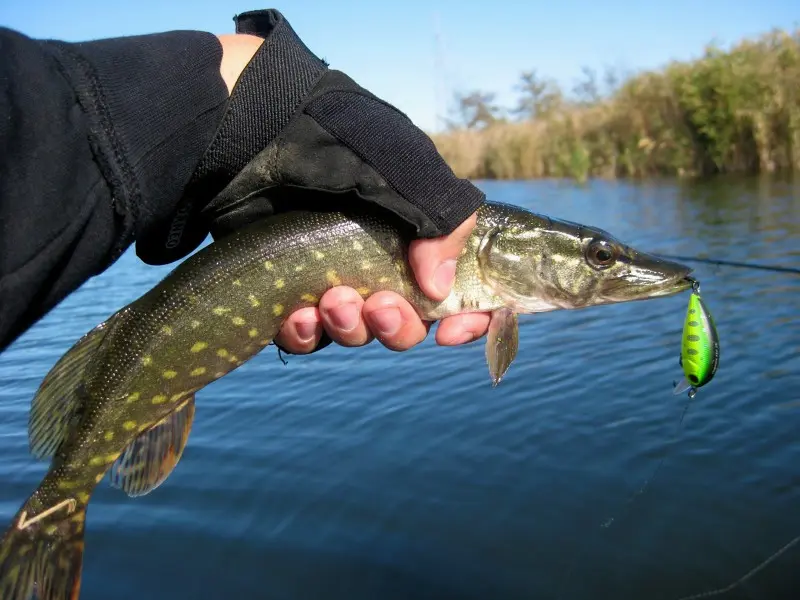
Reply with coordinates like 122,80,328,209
274,213,492,354
135,10,488,355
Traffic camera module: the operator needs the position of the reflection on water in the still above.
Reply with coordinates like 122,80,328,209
0,176,798,600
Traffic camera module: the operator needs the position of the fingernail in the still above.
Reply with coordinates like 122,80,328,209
328,302,360,332
295,321,318,343
371,307,402,336
432,260,457,298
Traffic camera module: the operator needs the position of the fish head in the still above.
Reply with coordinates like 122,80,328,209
476,207,693,313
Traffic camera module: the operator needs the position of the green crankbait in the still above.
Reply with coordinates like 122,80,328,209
674,278,720,398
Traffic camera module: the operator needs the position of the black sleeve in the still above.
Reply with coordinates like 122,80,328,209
0,27,229,352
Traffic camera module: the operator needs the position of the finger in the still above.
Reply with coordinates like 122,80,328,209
408,212,478,302
318,287,374,347
274,306,324,354
362,291,430,352
435,312,492,346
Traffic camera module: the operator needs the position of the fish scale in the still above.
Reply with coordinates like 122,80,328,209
0,201,694,600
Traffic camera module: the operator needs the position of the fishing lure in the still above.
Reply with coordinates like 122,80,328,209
673,279,720,398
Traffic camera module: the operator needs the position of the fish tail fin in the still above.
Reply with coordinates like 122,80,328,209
0,494,87,600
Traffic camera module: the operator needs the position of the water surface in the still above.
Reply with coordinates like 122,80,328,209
1,177,798,599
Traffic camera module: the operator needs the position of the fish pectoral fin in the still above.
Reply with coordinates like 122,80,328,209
109,395,196,498
485,308,519,387
28,317,116,460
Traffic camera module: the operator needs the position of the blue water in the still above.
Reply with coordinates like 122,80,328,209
1,177,799,600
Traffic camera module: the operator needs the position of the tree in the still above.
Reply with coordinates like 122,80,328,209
512,70,563,120
448,90,502,129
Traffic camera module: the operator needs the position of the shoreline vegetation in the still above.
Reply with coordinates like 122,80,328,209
429,28,800,182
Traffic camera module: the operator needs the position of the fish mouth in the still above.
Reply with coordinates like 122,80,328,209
609,252,694,301
635,253,695,297
656,274,695,296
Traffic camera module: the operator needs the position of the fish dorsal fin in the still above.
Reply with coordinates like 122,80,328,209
486,308,519,386
28,319,114,459
109,395,196,497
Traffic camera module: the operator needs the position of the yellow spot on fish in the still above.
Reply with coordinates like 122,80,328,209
191,341,208,353
45,525,58,535
314,250,325,259
248,328,258,338
191,366,207,376
274,278,285,289
126,392,140,404
162,370,177,379
356,287,370,296
352,241,363,251
259,339,271,345
123,421,137,431
170,393,185,403
151,394,168,405
214,371,226,378
77,492,90,504
212,306,230,316
104,431,114,441
248,294,260,308
191,320,201,329
57,480,77,490
295,264,305,272
217,348,229,358
161,325,173,336
228,355,239,364
88,456,106,466
264,260,273,270
94,473,105,483
326,270,342,286
141,356,152,366
232,279,242,286
379,276,389,283
301,293,318,303
231,316,246,326
71,511,86,524
272,303,284,316
361,261,372,270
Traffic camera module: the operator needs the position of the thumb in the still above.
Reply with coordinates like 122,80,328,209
408,212,478,302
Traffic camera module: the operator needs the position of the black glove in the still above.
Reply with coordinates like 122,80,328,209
135,8,485,266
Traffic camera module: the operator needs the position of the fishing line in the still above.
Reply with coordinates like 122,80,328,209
599,395,693,529
673,535,800,600
655,254,800,275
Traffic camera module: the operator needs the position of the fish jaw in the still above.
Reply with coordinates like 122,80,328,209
599,250,694,304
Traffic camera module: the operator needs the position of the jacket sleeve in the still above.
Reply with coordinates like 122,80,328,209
0,27,229,351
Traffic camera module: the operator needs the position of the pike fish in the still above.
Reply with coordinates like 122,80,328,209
0,200,692,599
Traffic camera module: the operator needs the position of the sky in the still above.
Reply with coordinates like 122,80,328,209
1,0,798,132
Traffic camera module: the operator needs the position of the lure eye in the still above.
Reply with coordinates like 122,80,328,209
586,239,618,269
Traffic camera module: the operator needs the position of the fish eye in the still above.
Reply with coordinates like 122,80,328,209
586,239,618,269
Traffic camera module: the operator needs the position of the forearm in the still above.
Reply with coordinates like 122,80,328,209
0,28,257,351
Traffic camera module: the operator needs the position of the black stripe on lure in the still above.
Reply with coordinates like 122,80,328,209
673,278,720,399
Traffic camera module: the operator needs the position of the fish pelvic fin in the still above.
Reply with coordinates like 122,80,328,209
0,493,88,600
29,317,117,460
109,394,196,497
485,308,519,387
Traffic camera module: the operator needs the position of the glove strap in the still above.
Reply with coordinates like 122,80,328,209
135,9,327,265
